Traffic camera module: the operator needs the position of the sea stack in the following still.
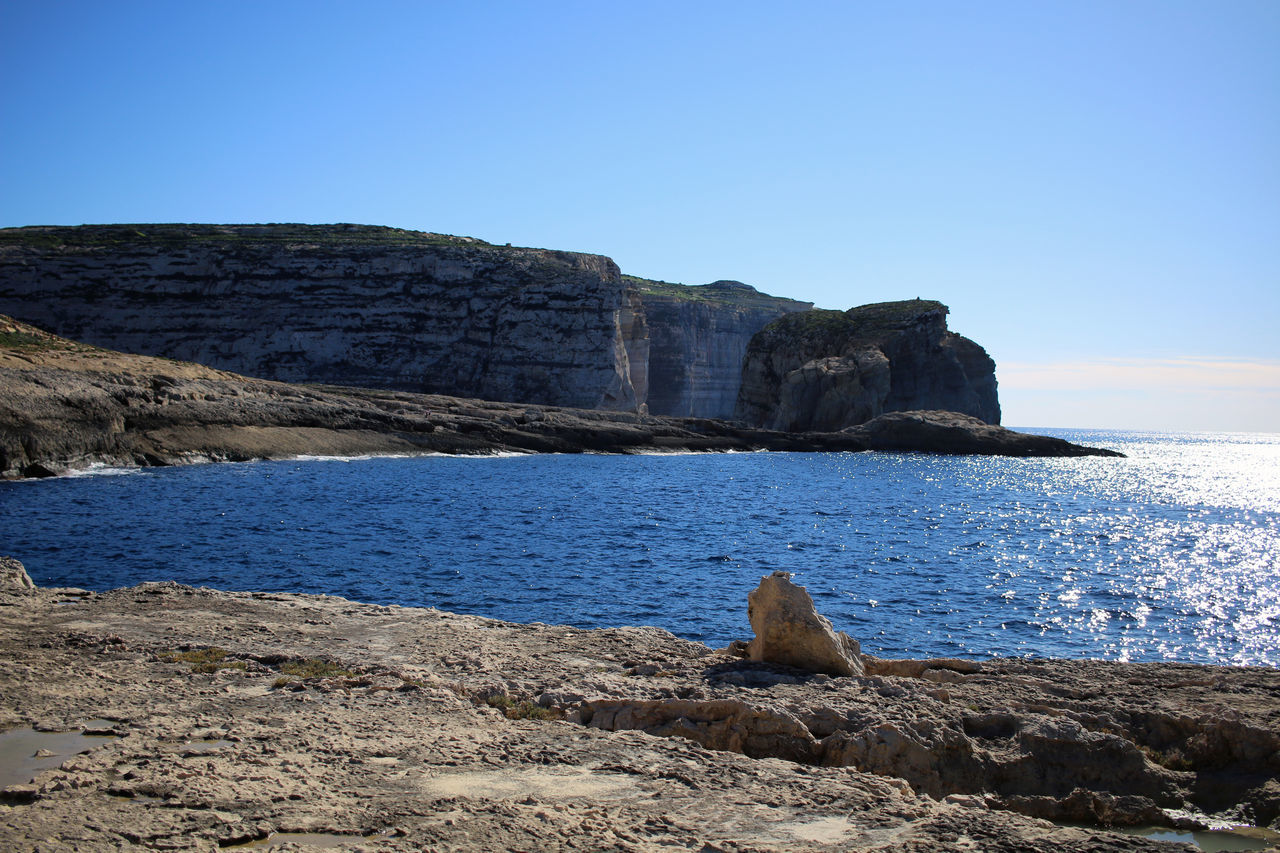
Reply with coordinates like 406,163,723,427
735,299,1000,431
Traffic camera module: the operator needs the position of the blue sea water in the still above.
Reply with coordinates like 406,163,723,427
2,429,1277,666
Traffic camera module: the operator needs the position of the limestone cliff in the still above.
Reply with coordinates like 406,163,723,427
0,224,648,412
0,226,998,426
0,225,812,417
629,278,811,418
735,300,1000,431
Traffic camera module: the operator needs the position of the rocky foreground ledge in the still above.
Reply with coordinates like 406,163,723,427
2,561,1276,852
0,315,1119,478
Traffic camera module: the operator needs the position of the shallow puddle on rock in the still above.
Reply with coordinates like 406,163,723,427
179,738,233,755
0,723,118,787
1111,825,1279,852
234,832,362,849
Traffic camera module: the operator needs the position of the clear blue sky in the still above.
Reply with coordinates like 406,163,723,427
3,1,1277,431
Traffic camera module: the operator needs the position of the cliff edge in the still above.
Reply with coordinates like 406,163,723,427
0,224,807,418
629,277,811,418
0,224,650,412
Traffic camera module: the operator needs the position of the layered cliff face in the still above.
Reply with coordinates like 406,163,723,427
0,224,648,412
0,225,813,417
0,227,1000,425
631,279,811,418
735,300,1000,431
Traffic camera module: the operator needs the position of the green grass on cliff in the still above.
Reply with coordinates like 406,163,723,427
0,329,62,352
0,315,104,354
625,275,710,301
756,299,948,349
0,327,96,354
0,223,501,252
5,226,803,311
845,298,947,328
624,275,810,308
0,225,623,287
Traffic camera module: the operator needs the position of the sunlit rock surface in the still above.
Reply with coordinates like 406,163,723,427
0,225,649,411
746,570,864,677
0,556,34,590
1,578,1276,851
0,226,806,418
633,279,811,418
736,299,1001,430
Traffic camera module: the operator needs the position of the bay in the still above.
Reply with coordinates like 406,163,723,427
2,428,1277,666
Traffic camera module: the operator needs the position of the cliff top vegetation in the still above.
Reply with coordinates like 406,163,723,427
0,315,88,354
2,223,808,310
625,275,810,309
0,223,498,252
0,223,626,284
754,299,949,351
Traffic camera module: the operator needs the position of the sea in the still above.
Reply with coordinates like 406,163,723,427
2,428,1277,667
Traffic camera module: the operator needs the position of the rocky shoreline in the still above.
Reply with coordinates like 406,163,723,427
2,560,1277,852
1,315,1120,479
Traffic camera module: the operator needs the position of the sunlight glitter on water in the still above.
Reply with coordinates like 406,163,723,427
2,429,1277,665
1004,431,1280,665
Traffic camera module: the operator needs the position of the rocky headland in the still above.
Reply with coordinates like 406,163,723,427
0,315,1119,479
2,561,1277,852
1,224,994,433
735,300,999,431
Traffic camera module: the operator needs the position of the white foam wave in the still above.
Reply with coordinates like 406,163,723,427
61,463,142,478
290,453,416,463
287,449,532,464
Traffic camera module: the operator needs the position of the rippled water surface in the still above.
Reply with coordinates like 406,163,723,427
3,429,1277,665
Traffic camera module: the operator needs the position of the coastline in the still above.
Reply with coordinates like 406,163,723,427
1,314,1121,481
2,572,1277,851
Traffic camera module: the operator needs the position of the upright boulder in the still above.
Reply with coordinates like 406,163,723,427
0,556,35,590
746,571,863,676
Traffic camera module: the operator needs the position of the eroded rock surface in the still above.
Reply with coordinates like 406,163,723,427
844,410,1126,458
0,224,652,412
0,557,33,590
1,579,1277,851
747,571,864,676
736,300,1001,431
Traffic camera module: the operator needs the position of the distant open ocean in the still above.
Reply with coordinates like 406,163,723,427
2,428,1277,667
